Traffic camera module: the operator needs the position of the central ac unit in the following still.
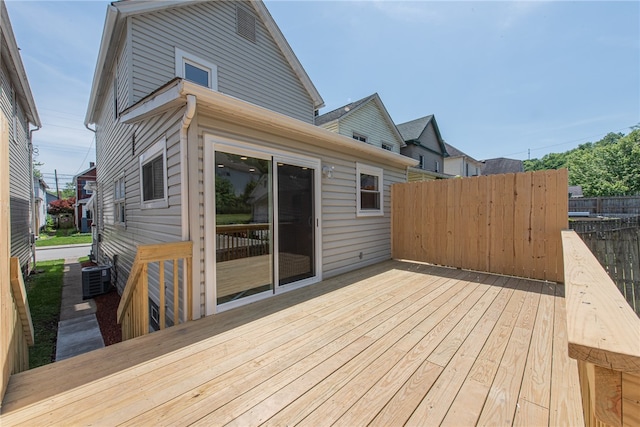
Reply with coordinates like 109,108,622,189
82,265,112,299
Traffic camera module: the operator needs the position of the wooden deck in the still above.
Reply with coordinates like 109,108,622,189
1,260,584,426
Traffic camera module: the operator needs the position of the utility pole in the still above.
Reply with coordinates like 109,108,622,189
55,169,60,198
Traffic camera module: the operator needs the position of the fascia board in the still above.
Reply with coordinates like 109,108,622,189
85,5,119,126
180,82,415,168
1,1,40,126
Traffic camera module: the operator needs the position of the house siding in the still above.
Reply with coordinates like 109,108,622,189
328,102,401,153
195,114,406,315
401,143,443,173
1,65,32,271
129,1,314,123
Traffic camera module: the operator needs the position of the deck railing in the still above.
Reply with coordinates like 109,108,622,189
117,241,193,341
216,223,270,262
562,230,640,427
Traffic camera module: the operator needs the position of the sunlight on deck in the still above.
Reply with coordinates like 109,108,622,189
1,260,583,426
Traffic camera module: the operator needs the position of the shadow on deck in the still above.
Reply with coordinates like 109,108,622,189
1,259,583,426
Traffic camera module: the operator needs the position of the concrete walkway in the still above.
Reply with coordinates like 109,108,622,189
55,261,105,361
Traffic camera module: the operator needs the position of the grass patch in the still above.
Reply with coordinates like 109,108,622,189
26,259,65,368
216,213,252,225
36,232,92,247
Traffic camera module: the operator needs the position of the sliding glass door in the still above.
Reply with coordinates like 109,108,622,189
276,162,315,286
213,145,319,309
215,151,272,305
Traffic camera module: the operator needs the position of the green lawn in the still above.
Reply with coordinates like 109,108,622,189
216,213,252,225
36,230,92,247
26,260,65,368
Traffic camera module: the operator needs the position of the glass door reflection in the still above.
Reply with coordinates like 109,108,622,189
215,151,272,304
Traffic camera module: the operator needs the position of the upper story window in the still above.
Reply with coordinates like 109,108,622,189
139,137,168,209
435,160,440,173
419,155,425,169
356,163,383,217
382,143,393,151
175,47,218,90
352,132,367,143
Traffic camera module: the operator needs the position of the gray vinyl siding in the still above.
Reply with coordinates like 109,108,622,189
1,65,32,271
333,102,402,153
94,40,185,322
195,114,407,314
400,124,445,173
129,1,314,123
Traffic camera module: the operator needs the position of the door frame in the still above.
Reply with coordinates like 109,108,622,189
204,133,322,315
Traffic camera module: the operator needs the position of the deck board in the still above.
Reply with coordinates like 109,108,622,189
1,260,583,426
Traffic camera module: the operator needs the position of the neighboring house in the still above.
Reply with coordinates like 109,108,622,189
443,142,482,177
568,185,583,198
33,177,48,235
315,93,405,154
73,162,96,232
85,0,416,324
481,157,524,175
1,0,41,274
397,115,449,180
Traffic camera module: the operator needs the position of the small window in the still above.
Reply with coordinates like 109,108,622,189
352,132,367,143
139,137,168,209
382,143,393,151
419,155,425,169
175,47,218,90
356,163,383,217
113,74,118,119
114,174,125,225
435,160,440,173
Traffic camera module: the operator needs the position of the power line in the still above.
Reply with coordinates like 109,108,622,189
74,134,96,175
501,125,633,159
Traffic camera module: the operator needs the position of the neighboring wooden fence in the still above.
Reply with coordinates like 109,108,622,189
392,169,568,283
571,217,640,315
570,196,640,215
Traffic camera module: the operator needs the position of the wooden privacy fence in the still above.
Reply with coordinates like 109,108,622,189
392,169,568,283
570,196,640,215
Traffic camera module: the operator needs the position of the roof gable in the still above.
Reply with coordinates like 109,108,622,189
85,0,323,125
1,0,40,126
316,93,405,148
397,114,447,156
444,142,480,164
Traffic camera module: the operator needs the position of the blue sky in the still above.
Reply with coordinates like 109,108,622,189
6,0,639,189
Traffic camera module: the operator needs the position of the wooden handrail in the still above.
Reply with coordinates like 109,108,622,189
216,223,269,233
562,230,640,426
117,241,193,340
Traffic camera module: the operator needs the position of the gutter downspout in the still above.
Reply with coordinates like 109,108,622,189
84,124,98,263
29,126,40,271
180,94,196,321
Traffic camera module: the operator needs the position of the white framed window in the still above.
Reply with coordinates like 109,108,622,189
175,47,218,90
352,132,367,143
139,137,168,209
114,174,125,225
435,160,440,173
356,163,383,217
382,142,393,151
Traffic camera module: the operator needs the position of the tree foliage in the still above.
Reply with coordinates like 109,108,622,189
523,129,640,197
48,197,76,215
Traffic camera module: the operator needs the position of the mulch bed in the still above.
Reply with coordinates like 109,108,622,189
82,260,122,346
94,290,122,345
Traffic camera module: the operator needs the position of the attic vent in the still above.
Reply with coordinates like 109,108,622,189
236,6,256,43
